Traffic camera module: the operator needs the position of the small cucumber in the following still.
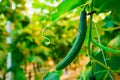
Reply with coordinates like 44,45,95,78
56,9,87,70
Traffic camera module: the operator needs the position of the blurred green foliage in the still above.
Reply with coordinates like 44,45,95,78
0,0,120,80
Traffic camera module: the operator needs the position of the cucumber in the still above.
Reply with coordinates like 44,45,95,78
56,9,87,70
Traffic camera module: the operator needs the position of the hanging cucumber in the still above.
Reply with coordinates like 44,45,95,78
56,9,87,70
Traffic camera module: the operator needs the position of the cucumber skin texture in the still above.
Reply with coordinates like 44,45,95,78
56,10,87,70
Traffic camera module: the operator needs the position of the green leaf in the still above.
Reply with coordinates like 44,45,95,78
43,70,62,80
52,0,87,21
14,68,26,80
93,51,109,80
103,21,115,29
108,54,120,70
28,55,34,62
28,55,44,65
94,0,120,22
108,35,120,49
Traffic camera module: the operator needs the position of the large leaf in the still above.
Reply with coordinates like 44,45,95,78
53,0,120,22
52,0,87,20
107,54,120,70
43,70,62,80
93,51,108,80
94,0,120,22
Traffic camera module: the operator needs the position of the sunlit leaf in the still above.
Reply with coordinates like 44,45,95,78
52,0,87,20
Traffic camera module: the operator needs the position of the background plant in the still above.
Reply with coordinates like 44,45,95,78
0,0,120,80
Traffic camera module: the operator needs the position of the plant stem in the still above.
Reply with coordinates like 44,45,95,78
91,39,120,53
91,56,113,72
88,0,95,75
